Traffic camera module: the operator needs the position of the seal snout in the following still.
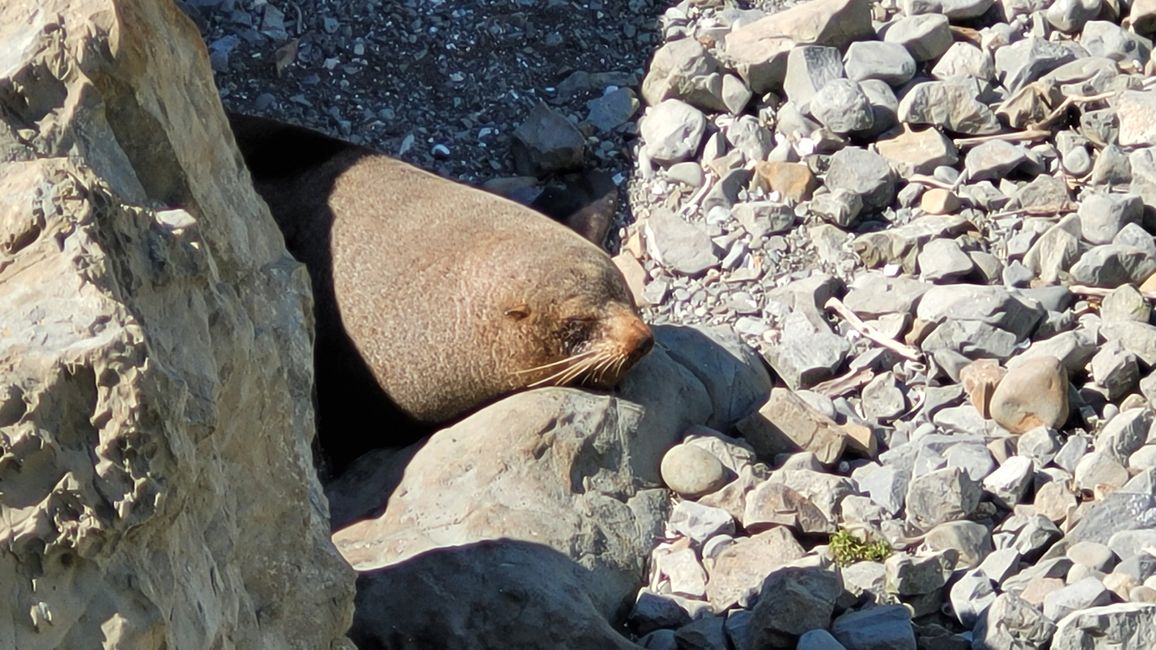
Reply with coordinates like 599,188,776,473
623,317,654,363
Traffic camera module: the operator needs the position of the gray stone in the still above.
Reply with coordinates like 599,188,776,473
965,140,1029,182
669,500,736,543
744,480,834,534
995,37,1079,94
845,41,917,86
906,467,981,529
765,311,850,390
897,78,1001,135
1081,21,1153,64
859,79,900,137
1023,214,1081,284
1070,244,1156,287
1097,408,1153,465
811,79,875,134
675,615,728,650
1051,603,1156,650
884,14,953,62
645,208,719,275
918,238,975,282
950,570,997,627
1061,146,1093,176
785,45,845,109
1018,427,1062,466
748,565,842,644
1009,514,1064,560
724,609,753,650
826,147,897,212
1102,321,1156,366
983,456,1035,509
1094,144,1133,186
586,87,639,132
1118,91,1156,148
641,99,707,165
1012,330,1098,374
1079,192,1143,245
972,591,1057,649
853,464,909,515
1057,492,1156,552
723,0,874,94
1107,530,1156,564
931,42,995,81
1102,284,1152,323
812,188,865,227
733,201,796,239
662,444,731,499
798,628,848,650
885,550,958,595
979,548,1022,584
726,115,774,163
1045,0,1103,32
904,0,994,19
512,102,588,175
862,372,908,423
830,605,916,650
1130,445,1156,472
658,546,709,599
1044,576,1113,622
843,273,931,318
1075,450,1130,491
924,521,995,569
642,38,727,113
842,561,887,600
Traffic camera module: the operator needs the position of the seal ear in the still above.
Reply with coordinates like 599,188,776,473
504,303,531,320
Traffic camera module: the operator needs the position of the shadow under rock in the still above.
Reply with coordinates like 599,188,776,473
351,539,643,650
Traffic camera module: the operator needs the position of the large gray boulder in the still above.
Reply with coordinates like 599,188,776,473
0,1,355,648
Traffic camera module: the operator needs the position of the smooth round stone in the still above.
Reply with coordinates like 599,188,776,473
1066,564,1106,584
667,162,705,188
661,444,730,498
1128,445,1156,471
1131,585,1156,603
1067,541,1118,572
989,356,1070,434
1103,572,1139,600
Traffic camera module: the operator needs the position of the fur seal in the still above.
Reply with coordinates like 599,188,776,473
228,114,653,464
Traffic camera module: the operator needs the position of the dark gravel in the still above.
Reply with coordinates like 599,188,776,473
182,0,665,183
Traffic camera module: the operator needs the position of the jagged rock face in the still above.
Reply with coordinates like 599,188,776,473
0,1,355,648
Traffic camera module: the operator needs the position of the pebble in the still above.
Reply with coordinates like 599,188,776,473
988,356,1069,434
660,444,730,499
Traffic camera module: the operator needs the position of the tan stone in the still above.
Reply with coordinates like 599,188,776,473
612,252,648,306
875,126,959,176
960,358,1007,419
989,355,1070,433
705,527,806,610
735,387,848,463
1034,480,1077,523
754,161,818,204
724,0,874,93
921,188,962,215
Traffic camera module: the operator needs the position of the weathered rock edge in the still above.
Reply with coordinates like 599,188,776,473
0,1,355,648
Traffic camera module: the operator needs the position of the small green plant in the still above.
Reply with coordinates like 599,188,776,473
829,528,893,566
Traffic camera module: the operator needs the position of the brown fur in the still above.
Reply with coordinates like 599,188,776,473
228,114,652,460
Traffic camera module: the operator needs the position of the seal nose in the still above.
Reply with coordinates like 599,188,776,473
624,317,654,362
